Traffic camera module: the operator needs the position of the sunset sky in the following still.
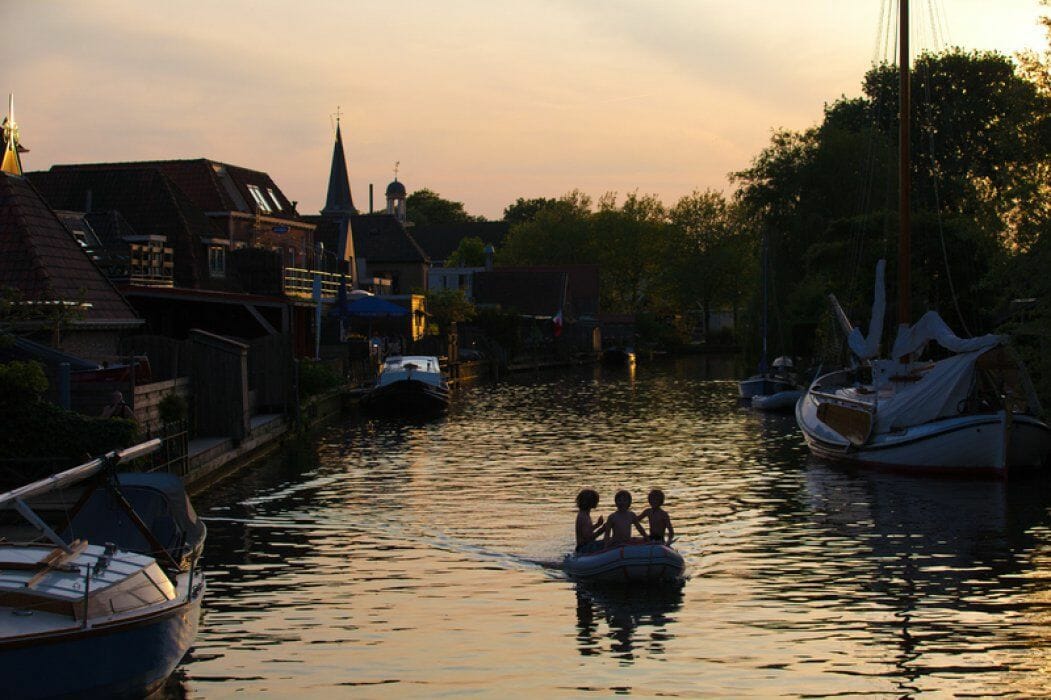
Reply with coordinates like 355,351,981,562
3,1,1047,219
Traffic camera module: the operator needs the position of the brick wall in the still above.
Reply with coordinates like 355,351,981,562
134,377,191,432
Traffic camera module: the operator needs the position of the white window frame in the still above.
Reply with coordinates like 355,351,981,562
247,184,272,213
267,188,284,211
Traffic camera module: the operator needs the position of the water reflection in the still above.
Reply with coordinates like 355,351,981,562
574,583,684,664
802,461,1051,695
169,356,1051,697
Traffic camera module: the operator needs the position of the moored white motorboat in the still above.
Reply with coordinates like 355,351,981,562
564,541,684,584
752,388,803,413
363,355,450,416
0,441,206,699
739,370,798,401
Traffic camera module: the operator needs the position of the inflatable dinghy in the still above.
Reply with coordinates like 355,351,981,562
564,541,684,583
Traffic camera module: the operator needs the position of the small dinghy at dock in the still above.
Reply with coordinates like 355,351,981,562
564,541,684,584
751,389,803,413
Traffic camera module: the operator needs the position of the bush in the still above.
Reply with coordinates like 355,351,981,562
298,359,344,399
0,400,139,462
158,392,188,425
0,360,48,407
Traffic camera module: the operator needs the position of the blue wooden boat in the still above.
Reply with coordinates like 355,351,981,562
0,441,206,699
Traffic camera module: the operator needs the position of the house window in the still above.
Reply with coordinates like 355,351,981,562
268,188,284,211
247,184,272,214
208,245,226,277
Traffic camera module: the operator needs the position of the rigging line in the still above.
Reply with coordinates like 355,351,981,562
924,0,945,54
919,49,972,337
874,0,890,65
848,0,894,313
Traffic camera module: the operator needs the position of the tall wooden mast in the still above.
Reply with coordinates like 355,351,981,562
898,0,911,328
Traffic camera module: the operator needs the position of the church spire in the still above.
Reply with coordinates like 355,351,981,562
321,109,356,216
2,94,25,176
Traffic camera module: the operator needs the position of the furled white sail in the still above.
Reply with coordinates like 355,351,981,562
847,259,886,360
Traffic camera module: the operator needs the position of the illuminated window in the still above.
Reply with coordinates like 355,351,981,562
208,245,226,277
247,184,272,213
268,188,284,211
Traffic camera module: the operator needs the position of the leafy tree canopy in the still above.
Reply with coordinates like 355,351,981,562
447,236,488,267
406,189,485,227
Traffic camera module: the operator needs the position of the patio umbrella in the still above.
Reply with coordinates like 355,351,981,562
330,295,408,319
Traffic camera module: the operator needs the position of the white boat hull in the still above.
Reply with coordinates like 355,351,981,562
797,391,1051,474
751,389,803,413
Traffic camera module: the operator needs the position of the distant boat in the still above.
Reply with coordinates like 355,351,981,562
362,355,450,417
796,0,1051,474
564,541,684,584
739,355,800,402
0,440,206,699
602,346,636,366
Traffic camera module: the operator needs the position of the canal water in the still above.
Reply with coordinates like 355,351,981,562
167,357,1051,697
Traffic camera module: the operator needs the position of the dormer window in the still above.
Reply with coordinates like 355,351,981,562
247,184,272,214
267,188,284,211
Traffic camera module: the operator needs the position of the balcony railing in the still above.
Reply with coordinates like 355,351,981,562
283,267,342,300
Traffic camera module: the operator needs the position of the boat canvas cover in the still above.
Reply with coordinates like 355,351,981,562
63,473,206,559
873,349,985,432
890,310,1000,361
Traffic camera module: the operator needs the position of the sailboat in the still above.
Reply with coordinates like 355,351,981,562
739,230,802,411
795,0,1051,474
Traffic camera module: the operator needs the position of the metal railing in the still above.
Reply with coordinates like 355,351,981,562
283,267,341,300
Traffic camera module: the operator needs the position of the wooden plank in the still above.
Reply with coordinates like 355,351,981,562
25,539,88,588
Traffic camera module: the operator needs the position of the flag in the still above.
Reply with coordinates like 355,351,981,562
552,309,563,338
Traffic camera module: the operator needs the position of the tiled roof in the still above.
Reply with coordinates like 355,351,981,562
48,159,301,220
0,173,138,323
410,221,509,263
84,210,140,251
349,214,429,263
27,167,215,288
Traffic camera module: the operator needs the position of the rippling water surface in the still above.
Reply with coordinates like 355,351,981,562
168,357,1051,697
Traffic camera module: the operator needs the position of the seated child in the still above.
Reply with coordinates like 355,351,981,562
599,489,648,546
639,488,675,545
575,489,605,553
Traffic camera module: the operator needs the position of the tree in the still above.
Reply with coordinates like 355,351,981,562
503,197,560,224
425,288,476,336
500,190,594,266
592,191,668,313
406,189,485,227
447,236,487,267
662,190,754,338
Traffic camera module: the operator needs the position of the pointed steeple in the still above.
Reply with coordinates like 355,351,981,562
321,116,356,216
2,94,25,176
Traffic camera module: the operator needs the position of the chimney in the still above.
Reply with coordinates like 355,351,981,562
369,184,374,213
